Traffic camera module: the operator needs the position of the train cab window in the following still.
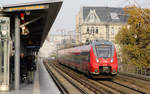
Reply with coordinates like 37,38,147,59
95,45,112,58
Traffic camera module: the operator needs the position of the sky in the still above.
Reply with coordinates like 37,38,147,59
0,0,149,57
1,0,149,34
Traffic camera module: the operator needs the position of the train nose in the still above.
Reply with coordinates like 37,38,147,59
99,66,111,74
95,69,99,73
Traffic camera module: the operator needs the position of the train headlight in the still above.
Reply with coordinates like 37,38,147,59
96,58,99,63
111,58,113,63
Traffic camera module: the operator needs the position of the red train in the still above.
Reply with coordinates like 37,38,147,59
58,40,118,78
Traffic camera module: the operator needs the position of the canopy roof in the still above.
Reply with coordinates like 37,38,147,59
2,0,63,50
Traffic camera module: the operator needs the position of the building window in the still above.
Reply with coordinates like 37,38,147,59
111,27,114,35
91,27,94,34
87,27,89,34
88,27,91,34
96,27,98,34
118,27,121,31
86,38,89,43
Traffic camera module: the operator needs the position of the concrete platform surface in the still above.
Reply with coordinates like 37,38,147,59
1,58,60,94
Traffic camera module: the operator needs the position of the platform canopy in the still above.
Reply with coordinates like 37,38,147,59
2,0,62,50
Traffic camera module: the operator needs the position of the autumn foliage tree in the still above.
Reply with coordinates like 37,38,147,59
115,6,150,68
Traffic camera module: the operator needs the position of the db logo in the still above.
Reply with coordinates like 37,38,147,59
103,60,107,63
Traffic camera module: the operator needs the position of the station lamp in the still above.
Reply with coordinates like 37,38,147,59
25,11,30,15
21,26,29,35
20,13,29,35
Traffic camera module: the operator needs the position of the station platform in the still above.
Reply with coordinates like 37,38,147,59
2,58,60,94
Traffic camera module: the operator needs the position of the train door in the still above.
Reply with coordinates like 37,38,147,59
0,17,10,91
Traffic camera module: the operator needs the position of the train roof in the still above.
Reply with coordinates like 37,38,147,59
91,40,114,46
59,40,114,53
62,45,91,53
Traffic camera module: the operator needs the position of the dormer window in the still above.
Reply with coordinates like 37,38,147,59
85,9,100,23
90,15,94,22
110,13,119,20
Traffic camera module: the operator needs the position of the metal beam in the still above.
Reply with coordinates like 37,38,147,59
20,16,42,28
15,15,20,90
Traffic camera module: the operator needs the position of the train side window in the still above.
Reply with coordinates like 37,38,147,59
88,54,90,61
85,56,88,61
85,55,90,61
80,52,90,61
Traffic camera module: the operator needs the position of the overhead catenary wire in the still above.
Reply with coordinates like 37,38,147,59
133,0,150,16
123,0,149,39
125,0,149,18
125,0,150,26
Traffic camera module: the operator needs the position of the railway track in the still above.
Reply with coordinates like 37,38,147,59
119,72,150,82
44,62,90,94
45,63,69,94
53,63,126,94
116,74,150,93
50,61,147,94
98,80,145,94
45,62,111,94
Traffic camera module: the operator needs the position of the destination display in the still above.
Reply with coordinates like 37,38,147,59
95,44,111,48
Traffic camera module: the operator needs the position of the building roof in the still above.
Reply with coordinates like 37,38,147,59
82,7,128,24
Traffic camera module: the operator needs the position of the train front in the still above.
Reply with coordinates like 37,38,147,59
89,41,118,77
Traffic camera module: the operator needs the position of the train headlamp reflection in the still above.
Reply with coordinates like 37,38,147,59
96,58,99,62
111,58,113,63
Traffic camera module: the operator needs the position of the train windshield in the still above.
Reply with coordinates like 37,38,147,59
95,44,112,58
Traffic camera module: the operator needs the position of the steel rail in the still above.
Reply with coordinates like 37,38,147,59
54,63,111,94
44,63,69,94
112,81,145,94
49,63,88,94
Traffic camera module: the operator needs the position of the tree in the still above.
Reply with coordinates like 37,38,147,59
115,6,150,68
